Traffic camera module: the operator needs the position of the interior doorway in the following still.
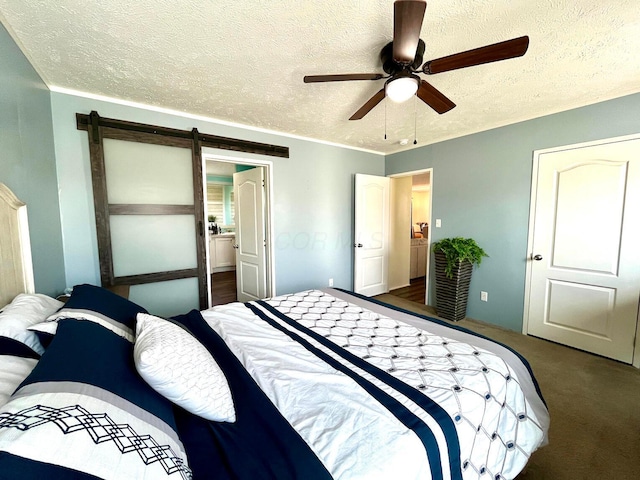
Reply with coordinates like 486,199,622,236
388,168,432,306
523,135,640,366
202,154,274,307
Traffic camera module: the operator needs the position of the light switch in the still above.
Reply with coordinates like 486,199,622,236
435,219,442,228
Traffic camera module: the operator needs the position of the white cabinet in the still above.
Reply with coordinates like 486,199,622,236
410,238,428,279
209,235,236,272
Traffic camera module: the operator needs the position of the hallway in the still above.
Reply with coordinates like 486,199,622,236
210,271,237,306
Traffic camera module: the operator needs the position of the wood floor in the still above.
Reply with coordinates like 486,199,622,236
211,270,237,306
211,272,423,307
388,276,426,304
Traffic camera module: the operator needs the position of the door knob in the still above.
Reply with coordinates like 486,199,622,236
354,243,363,248
232,244,239,249
533,254,543,261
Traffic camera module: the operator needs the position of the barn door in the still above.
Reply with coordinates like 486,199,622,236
83,113,207,317
525,136,640,363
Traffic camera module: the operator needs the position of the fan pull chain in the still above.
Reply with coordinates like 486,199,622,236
413,95,418,145
384,98,387,140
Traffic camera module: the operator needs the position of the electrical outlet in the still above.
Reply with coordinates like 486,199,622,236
481,291,488,302
329,278,334,287
435,219,442,228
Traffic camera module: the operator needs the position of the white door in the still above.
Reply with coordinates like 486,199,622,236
354,173,390,296
233,168,267,302
525,136,640,363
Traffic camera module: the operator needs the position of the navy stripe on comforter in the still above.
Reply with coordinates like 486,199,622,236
249,301,462,480
171,310,332,480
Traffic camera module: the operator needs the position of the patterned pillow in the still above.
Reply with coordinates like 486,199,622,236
0,319,191,479
134,313,236,423
0,294,63,355
29,284,147,343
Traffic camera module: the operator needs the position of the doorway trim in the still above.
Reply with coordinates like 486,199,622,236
523,133,640,368
202,152,275,306
388,167,434,306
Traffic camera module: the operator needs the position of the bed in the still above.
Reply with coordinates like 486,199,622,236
0,183,549,479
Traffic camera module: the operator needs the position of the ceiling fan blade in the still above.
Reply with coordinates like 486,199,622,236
423,36,529,74
393,0,427,65
417,80,455,114
304,73,384,83
349,89,386,120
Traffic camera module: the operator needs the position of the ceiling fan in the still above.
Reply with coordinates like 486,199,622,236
303,0,529,120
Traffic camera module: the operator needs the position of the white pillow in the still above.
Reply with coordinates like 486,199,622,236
134,313,236,423
0,294,63,355
0,355,38,407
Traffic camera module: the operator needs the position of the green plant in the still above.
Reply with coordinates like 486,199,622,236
208,215,217,223
432,237,488,278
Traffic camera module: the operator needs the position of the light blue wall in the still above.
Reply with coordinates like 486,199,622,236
206,175,233,184
0,23,65,297
9,16,637,324
386,93,640,331
50,92,384,295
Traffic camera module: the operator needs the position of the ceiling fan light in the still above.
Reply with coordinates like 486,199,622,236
386,76,419,103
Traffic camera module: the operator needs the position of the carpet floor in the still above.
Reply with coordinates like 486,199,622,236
375,293,640,480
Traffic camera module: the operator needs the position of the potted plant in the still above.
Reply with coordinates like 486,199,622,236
432,237,488,321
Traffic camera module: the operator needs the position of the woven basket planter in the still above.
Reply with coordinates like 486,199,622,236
434,250,474,322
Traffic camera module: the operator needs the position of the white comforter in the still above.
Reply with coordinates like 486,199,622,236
201,289,549,480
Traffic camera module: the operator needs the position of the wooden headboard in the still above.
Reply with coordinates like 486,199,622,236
0,183,35,306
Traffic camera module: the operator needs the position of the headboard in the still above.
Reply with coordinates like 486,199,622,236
0,183,35,307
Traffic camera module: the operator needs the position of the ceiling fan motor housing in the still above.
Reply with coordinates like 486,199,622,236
381,39,425,75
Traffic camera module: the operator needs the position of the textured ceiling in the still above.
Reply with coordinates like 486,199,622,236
1,0,639,154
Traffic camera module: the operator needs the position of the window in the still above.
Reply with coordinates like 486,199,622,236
207,184,235,226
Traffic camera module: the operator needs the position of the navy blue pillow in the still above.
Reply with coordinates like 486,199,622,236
0,319,191,479
29,284,148,345
59,283,147,331
21,319,175,423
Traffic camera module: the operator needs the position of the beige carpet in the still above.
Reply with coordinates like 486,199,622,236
375,294,640,480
